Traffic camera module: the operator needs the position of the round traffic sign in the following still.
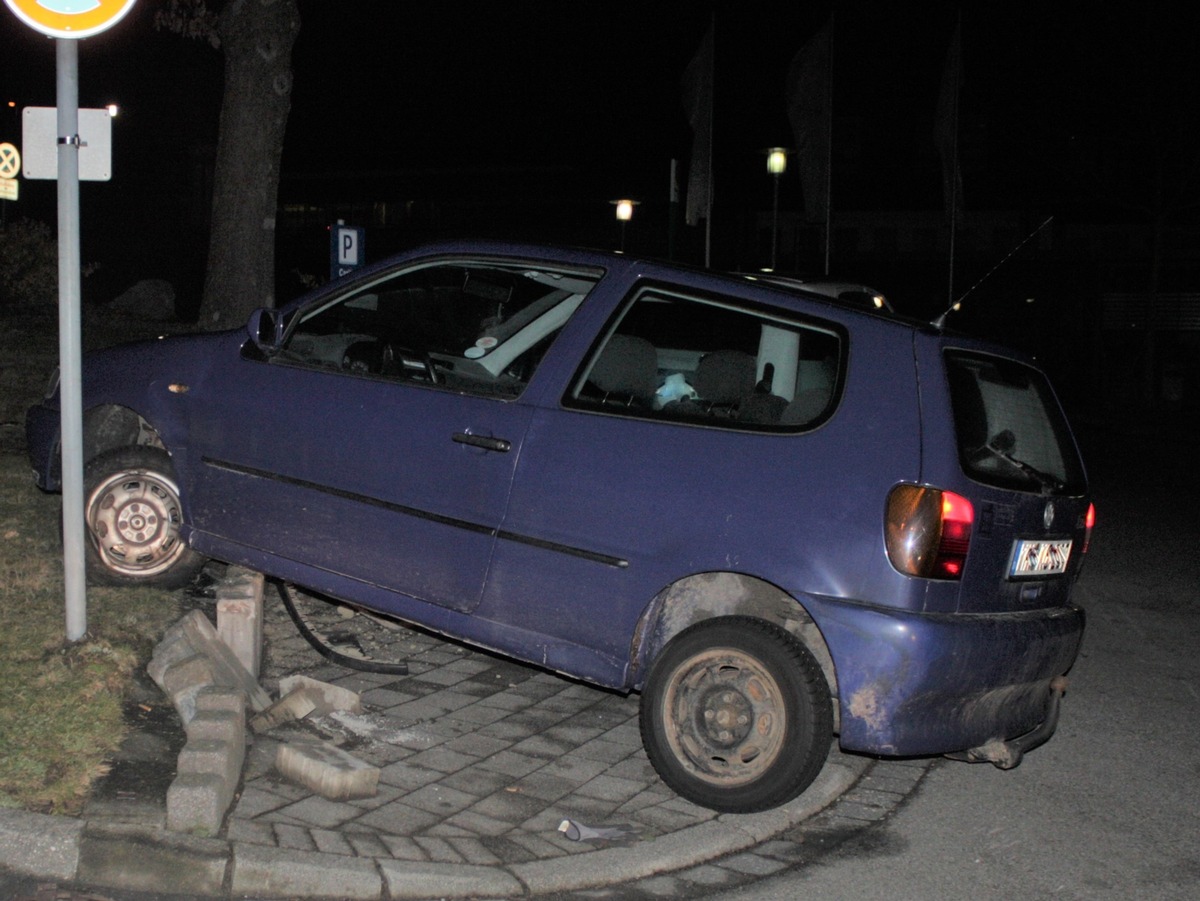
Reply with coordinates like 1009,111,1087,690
0,143,19,179
3,0,137,40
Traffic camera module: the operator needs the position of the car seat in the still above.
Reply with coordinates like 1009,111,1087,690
587,334,658,407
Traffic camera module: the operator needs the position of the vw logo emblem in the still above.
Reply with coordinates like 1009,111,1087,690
1043,501,1056,529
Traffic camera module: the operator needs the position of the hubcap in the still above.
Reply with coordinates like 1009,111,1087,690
87,469,186,577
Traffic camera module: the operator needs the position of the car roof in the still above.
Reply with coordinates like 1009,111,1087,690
318,240,905,323
734,273,894,313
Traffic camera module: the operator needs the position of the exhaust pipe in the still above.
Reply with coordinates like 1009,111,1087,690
946,676,1069,770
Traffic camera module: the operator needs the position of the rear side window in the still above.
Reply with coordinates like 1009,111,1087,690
566,287,843,430
945,351,1085,495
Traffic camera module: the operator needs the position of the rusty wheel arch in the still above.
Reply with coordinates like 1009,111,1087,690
83,404,165,465
630,572,839,719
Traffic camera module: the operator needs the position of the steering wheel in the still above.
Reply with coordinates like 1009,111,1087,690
381,342,439,384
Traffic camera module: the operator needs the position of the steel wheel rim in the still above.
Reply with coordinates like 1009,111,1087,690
661,647,788,788
87,469,187,577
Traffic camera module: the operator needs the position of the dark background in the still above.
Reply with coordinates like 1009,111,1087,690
3,1,1199,419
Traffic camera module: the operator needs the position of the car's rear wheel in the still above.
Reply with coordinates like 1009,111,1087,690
640,616,832,813
83,446,206,588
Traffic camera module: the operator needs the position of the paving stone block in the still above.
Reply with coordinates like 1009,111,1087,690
195,685,246,725
249,686,318,733
275,739,380,800
178,610,272,712
278,674,363,715
157,653,215,696
216,567,264,679
147,631,196,683
166,772,230,835
156,654,217,724
185,708,242,745
178,738,243,786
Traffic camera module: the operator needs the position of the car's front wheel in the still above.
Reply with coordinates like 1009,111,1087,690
83,445,206,588
640,616,833,813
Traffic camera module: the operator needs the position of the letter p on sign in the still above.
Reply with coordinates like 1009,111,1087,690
338,227,360,266
330,224,365,280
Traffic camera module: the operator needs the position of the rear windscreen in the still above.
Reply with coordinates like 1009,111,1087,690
945,351,1086,495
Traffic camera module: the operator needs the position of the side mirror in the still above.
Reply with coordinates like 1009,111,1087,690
247,308,281,349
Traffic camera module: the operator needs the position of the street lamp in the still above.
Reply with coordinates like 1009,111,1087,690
611,198,638,252
765,147,789,271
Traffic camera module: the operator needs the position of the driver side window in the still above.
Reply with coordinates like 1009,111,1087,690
274,261,597,400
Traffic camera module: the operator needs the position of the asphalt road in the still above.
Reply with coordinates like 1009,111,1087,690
714,426,1200,901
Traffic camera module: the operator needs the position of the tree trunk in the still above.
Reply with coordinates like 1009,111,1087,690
198,0,300,329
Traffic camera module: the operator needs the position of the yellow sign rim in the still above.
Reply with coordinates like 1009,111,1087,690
3,0,137,39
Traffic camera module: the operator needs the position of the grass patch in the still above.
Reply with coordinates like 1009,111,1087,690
0,302,188,814
0,456,184,813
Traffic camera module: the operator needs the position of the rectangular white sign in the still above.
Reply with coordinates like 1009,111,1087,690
21,107,113,181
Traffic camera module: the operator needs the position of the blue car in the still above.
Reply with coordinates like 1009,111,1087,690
26,241,1093,813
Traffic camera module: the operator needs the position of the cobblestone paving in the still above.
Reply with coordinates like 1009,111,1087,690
237,586,702,860
228,582,900,883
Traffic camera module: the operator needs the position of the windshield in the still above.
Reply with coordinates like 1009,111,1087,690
945,351,1085,495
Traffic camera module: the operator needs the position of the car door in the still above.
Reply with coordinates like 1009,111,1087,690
183,257,597,614
474,283,869,687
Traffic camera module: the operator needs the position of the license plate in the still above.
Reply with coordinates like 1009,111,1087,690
1010,538,1073,577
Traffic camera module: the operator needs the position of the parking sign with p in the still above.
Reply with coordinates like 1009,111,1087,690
331,224,365,280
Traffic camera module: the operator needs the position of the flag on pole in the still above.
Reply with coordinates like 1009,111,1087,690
786,15,833,223
680,19,714,227
934,19,964,223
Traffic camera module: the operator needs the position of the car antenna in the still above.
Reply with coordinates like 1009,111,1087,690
932,215,1054,330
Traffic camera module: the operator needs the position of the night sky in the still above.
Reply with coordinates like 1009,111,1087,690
2,1,1197,295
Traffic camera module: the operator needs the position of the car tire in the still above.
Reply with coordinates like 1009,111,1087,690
83,445,206,588
640,616,833,813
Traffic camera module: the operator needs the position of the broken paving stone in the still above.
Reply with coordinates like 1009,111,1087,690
277,675,362,716
275,738,380,800
176,610,272,712
249,687,319,733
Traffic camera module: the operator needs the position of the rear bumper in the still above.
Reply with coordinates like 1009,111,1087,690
812,597,1085,757
25,401,61,491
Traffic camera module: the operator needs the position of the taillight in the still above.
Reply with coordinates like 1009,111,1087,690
885,484,974,580
1082,502,1096,554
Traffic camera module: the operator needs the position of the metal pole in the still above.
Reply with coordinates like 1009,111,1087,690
56,38,87,642
704,11,714,269
823,10,835,276
770,173,780,271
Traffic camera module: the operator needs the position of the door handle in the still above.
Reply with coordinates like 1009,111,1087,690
453,432,511,452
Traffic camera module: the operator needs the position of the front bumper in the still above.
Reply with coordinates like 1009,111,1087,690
25,401,61,491
810,596,1085,757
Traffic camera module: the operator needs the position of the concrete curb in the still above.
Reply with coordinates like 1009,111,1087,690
0,753,890,899
0,809,83,882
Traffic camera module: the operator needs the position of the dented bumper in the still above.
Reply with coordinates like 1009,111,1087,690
811,598,1085,757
